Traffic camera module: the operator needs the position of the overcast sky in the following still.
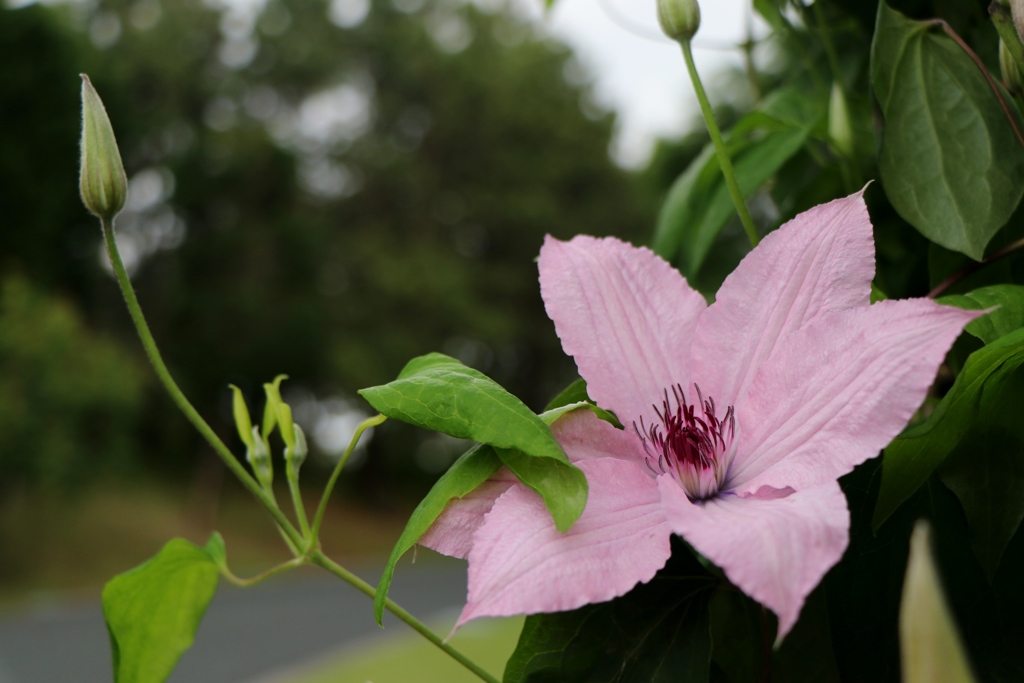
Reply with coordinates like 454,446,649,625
526,0,764,167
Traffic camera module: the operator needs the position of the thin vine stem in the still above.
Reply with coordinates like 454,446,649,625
928,235,1024,298
220,557,305,587
100,217,303,549
680,40,760,248
310,413,387,546
923,19,1024,149
310,551,501,683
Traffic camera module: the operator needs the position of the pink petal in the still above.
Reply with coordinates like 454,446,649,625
457,457,671,626
690,191,875,409
539,235,707,428
729,299,980,493
551,408,648,464
659,478,850,639
419,468,518,559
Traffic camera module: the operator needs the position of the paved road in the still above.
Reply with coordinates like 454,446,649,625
0,558,467,683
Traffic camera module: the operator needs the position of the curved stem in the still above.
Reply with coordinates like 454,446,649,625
310,414,387,546
928,236,1024,298
310,551,501,683
100,217,303,549
221,557,304,587
680,40,760,248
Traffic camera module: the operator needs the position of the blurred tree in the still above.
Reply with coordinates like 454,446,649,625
0,0,649,498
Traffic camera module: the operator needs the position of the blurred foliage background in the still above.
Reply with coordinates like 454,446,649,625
0,0,653,520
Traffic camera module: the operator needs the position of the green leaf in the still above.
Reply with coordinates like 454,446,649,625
655,114,815,278
496,447,588,533
939,284,1024,344
203,531,228,572
900,522,978,683
103,538,219,683
503,543,713,683
753,0,788,32
938,364,1024,581
373,443,501,625
871,2,1024,260
360,353,568,463
874,327,1024,529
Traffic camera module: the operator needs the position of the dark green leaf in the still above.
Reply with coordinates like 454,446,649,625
374,443,501,625
653,89,818,277
503,543,714,683
359,353,568,463
939,364,1024,581
103,538,219,683
874,327,1024,529
939,284,1024,344
871,2,1024,260
753,0,788,32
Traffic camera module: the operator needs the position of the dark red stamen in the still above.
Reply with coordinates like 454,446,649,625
633,384,735,486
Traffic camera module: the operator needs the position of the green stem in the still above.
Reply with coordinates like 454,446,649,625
680,41,759,248
310,414,387,546
287,468,311,540
221,557,304,587
100,217,303,549
310,551,501,683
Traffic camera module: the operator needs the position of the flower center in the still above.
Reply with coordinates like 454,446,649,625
633,384,736,501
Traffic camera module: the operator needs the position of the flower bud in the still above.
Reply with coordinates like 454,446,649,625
287,424,308,477
79,74,127,221
248,425,274,487
1002,39,1022,96
828,82,854,157
262,374,288,439
657,0,700,42
229,385,256,450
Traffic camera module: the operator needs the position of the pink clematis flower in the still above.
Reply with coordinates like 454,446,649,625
419,191,979,639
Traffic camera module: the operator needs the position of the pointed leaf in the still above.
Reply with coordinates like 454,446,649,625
373,443,501,625
874,327,1024,528
103,539,219,683
359,353,568,463
939,284,1024,344
871,2,1024,260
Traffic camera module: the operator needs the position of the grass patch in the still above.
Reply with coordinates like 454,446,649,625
286,614,524,683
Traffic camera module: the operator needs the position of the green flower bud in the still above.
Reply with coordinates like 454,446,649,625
277,401,296,451
248,425,274,487
261,374,288,439
229,384,256,450
1001,39,1022,96
287,424,308,476
828,82,854,157
79,74,127,221
657,0,701,42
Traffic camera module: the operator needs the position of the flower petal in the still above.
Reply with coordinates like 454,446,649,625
690,191,874,408
539,235,707,428
659,478,850,639
419,468,518,559
551,408,648,464
730,299,980,493
457,457,671,627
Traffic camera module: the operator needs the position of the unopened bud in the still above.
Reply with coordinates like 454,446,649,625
229,385,255,450
828,82,854,157
657,0,700,42
79,74,127,221
261,374,288,438
1002,39,1022,96
248,425,274,487
287,424,308,476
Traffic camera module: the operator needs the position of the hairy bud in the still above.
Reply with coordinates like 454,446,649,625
657,0,701,42
79,74,127,221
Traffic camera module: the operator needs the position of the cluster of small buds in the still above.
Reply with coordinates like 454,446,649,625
230,375,308,489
